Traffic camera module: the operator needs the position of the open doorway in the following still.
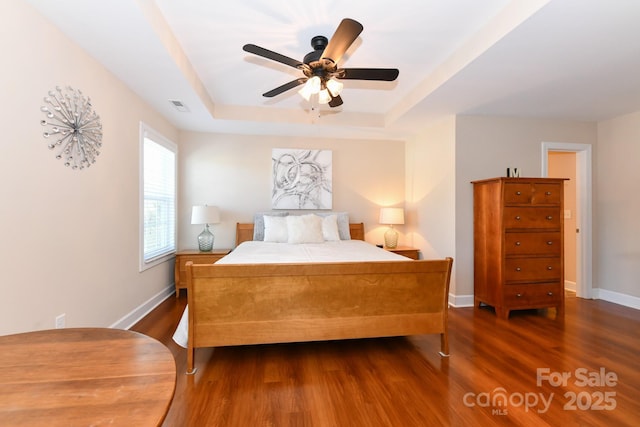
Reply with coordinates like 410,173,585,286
541,142,593,299
548,152,577,293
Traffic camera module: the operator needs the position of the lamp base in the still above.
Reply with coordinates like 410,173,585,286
197,224,214,252
384,227,398,249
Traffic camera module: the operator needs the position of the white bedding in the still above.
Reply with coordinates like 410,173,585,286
217,240,410,264
172,240,411,347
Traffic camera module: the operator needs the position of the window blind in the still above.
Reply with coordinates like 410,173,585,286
142,135,176,263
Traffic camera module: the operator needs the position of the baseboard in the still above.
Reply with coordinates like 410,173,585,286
564,280,576,292
110,285,175,330
592,288,640,311
448,293,474,308
447,289,639,311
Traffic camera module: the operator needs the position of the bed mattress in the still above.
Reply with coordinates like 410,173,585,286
217,240,410,264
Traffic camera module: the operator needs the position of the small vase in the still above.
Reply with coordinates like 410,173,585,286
384,227,398,249
198,224,214,252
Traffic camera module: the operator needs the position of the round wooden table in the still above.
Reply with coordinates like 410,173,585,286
0,328,176,426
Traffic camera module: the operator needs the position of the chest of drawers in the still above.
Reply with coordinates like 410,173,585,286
472,177,566,319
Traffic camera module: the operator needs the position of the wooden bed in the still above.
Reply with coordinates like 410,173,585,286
185,222,453,374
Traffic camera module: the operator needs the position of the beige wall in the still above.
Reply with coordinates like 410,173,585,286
454,116,597,298
0,1,178,335
177,132,406,250
596,111,640,298
405,116,457,290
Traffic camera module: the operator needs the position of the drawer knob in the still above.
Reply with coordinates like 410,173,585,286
516,191,521,195
547,292,554,296
515,215,521,220
515,241,521,246
547,241,553,245
516,293,522,298
547,266,553,270
515,267,521,272
546,215,553,220
546,191,552,196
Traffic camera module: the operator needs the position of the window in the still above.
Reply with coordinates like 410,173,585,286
140,123,177,271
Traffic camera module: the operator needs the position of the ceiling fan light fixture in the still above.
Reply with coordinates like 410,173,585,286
298,76,321,101
245,19,398,109
326,78,343,96
318,89,331,104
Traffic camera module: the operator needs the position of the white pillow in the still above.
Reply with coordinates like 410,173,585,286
287,214,324,244
263,215,288,242
314,212,351,239
253,212,288,240
321,215,340,241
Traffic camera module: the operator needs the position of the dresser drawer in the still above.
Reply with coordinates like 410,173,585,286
531,183,562,205
504,207,561,229
503,283,563,307
178,254,224,268
504,257,561,282
505,232,561,256
504,183,534,204
178,254,223,283
503,182,562,205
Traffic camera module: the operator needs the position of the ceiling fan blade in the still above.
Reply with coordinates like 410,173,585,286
328,94,343,108
262,78,308,97
339,68,399,81
243,44,304,69
321,18,363,64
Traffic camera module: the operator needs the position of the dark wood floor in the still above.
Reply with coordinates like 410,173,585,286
131,293,640,426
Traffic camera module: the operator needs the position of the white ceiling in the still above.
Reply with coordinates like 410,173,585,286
26,0,640,140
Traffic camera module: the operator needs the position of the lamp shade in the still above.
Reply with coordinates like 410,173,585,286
318,89,331,104
379,207,405,225
298,76,321,101
326,78,343,96
191,205,220,225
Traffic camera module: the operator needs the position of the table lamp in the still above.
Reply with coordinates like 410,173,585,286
379,207,404,249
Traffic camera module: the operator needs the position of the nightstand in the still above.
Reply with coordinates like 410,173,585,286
174,249,231,297
385,246,420,260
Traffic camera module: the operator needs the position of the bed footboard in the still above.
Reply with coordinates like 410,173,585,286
186,258,453,373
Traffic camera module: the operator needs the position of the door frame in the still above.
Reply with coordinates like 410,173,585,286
541,142,593,299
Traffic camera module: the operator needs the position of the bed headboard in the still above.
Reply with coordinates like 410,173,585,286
235,222,364,246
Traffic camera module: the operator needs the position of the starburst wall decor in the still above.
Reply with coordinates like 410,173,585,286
41,86,103,170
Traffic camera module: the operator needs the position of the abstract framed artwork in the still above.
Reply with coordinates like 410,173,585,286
272,148,332,209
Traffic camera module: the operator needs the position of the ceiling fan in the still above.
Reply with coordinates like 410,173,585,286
243,18,399,108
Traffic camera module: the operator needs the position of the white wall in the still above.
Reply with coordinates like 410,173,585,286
454,116,597,297
0,1,178,335
596,111,640,298
177,131,406,250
